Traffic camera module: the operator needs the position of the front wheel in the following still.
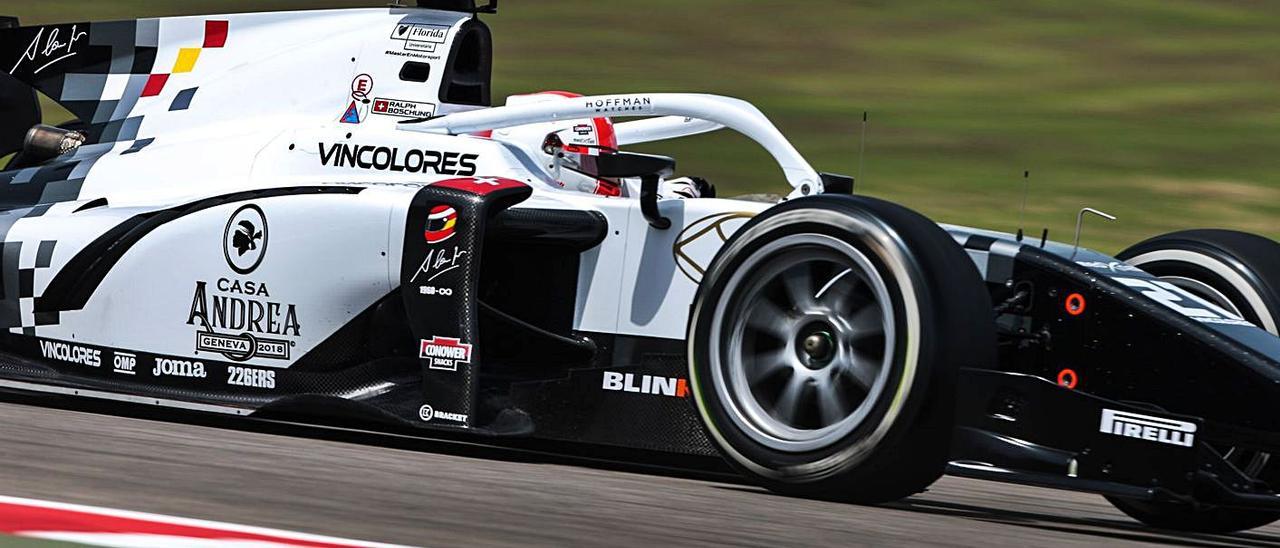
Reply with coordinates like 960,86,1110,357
687,195,996,503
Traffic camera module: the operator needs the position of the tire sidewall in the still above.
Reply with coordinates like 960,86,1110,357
688,198,938,484
1120,239,1280,335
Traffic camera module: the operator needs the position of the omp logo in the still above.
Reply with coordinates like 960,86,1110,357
1099,409,1196,447
38,340,101,368
602,371,689,398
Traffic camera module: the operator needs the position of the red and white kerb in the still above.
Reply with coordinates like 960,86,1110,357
0,495,406,547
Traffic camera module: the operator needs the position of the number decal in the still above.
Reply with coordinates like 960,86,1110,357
1114,277,1252,327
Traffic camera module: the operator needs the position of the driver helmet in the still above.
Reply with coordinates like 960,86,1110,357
490,91,622,197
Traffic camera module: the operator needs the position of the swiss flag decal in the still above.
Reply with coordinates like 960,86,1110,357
432,177,528,196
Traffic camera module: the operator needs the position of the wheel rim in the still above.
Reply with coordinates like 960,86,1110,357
711,234,895,453
1160,275,1244,317
1156,274,1271,476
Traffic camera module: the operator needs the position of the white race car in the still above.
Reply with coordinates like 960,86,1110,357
6,1,1280,533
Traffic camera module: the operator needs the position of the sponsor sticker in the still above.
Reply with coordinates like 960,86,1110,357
38,339,101,368
340,101,361,124
196,331,290,360
390,23,449,53
1099,408,1196,447
318,142,479,176
419,404,467,423
223,204,267,275
342,74,374,123
152,357,206,378
112,351,137,375
350,73,374,99
227,365,276,389
602,371,689,398
584,96,654,114
187,278,300,362
371,97,436,119
424,205,458,243
419,336,472,371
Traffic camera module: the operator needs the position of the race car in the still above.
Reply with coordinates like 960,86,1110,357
3,0,1280,534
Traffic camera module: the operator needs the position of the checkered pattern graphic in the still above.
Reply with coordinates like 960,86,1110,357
0,239,60,334
0,142,124,211
0,17,233,334
169,88,198,111
44,20,159,141
139,20,228,103
0,18,230,252
4,18,229,144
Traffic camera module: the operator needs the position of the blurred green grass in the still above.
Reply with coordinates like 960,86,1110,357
14,0,1280,252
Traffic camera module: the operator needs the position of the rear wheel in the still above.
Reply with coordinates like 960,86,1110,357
1108,229,1280,532
688,195,995,503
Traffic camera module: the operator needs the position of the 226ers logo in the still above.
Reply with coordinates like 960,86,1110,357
424,205,458,243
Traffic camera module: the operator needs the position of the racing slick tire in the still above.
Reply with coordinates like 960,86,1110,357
687,195,995,503
1106,229,1280,532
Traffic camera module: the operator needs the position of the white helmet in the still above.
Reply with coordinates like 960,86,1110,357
489,91,622,197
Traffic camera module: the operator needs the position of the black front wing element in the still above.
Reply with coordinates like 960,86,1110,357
950,241,1280,510
400,178,531,433
954,369,1280,510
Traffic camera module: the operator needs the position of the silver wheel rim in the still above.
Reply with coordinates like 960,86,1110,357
710,233,895,453
1156,274,1271,476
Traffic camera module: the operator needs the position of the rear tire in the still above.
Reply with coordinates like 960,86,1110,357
1108,229,1280,533
688,195,995,503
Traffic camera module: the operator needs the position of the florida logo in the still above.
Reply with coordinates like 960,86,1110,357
424,205,458,243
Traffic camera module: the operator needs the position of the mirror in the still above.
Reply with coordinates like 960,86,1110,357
589,151,675,179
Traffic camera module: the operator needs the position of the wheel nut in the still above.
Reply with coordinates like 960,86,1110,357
803,332,834,361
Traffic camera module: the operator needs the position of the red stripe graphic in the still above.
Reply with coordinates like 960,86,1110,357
204,20,230,48
140,74,169,97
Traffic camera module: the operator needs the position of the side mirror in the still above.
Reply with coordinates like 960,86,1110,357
583,152,675,230
590,151,675,179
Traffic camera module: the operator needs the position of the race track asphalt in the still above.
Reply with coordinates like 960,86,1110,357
1,396,1278,547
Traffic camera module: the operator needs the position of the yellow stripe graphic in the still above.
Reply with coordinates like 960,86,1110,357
173,48,201,73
